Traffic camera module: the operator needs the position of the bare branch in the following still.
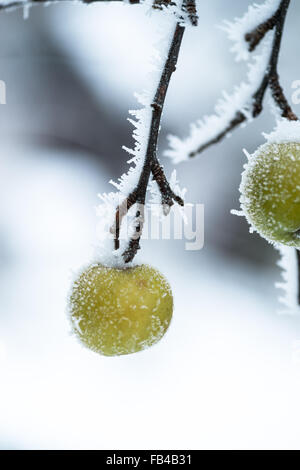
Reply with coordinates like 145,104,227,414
113,22,185,263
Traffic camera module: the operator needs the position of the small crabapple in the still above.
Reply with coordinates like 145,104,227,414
69,264,173,356
240,142,300,247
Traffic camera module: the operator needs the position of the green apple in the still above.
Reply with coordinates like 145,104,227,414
69,264,173,356
240,142,300,247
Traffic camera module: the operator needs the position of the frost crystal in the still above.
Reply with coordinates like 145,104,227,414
222,0,281,62
263,118,300,145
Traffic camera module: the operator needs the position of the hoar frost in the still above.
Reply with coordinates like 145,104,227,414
95,6,186,268
222,0,281,62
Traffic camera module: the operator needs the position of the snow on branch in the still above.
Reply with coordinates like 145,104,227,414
166,39,272,163
96,8,190,268
165,0,295,164
222,0,281,62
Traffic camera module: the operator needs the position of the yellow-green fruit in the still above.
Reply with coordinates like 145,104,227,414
240,142,300,247
69,264,173,356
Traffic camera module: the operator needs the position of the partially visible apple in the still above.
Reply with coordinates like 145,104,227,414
240,142,300,247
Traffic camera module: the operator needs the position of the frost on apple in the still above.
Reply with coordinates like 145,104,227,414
237,119,300,249
239,140,300,248
68,264,173,356
234,119,300,313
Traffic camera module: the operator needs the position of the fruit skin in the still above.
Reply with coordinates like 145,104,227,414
240,142,300,247
69,264,173,356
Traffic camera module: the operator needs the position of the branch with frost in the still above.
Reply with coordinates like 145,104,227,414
111,21,185,264
166,0,296,163
0,0,198,25
96,1,197,266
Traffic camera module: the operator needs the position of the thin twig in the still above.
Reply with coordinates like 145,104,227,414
189,0,296,158
189,112,246,157
113,22,185,263
244,12,278,52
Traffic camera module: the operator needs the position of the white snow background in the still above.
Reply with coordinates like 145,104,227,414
1,0,300,450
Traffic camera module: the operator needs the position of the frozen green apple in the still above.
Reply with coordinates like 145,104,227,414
69,264,173,356
240,142,300,247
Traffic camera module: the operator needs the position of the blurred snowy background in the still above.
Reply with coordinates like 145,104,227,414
1,0,300,450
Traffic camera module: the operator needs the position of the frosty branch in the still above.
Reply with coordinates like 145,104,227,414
112,21,186,263
0,0,198,266
189,0,297,157
165,0,297,164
